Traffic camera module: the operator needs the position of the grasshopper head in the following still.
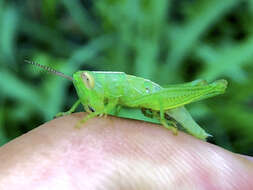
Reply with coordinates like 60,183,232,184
73,71,104,113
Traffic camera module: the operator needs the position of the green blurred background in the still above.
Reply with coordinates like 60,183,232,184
0,0,252,155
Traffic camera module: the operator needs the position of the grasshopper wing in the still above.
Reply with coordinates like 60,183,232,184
127,79,227,110
162,79,208,88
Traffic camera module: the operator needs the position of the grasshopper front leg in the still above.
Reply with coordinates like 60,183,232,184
55,99,81,118
75,98,119,128
103,98,119,118
75,111,101,128
159,105,178,135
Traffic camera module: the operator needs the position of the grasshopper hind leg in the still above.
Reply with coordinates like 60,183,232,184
141,108,178,135
160,108,178,135
141,108,158,118
160,120,178,135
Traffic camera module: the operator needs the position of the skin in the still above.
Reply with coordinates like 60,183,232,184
0,113,252,189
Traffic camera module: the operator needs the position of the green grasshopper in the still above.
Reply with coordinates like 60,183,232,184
26,60,227,140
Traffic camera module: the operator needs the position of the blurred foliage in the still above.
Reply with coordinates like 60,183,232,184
0,0,252,155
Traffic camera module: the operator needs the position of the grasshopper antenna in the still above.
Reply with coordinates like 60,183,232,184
25,60,73,81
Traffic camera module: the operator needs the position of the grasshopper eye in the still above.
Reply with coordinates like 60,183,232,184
81,72,95,89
